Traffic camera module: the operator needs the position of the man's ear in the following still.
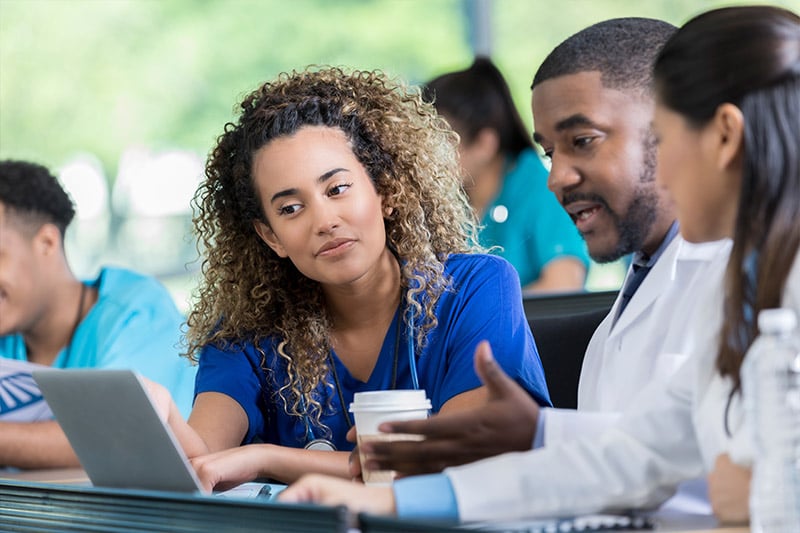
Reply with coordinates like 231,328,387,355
253,219,288,258
32,223,63,258
711,103,745,172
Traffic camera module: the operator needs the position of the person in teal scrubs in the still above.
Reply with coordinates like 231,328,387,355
424,57,589,292
0,160,195,469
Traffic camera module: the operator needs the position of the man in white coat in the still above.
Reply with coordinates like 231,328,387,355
279,18,734,517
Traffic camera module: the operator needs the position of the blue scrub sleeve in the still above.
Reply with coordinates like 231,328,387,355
428,257,550,409
195,342,266,443
393,473,459,521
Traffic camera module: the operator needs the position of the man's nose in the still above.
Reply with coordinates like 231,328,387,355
547,153,581,201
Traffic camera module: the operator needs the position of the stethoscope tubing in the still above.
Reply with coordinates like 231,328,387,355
303,304,418,450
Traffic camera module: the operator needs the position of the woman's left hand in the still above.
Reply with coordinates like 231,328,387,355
190,444,268,493
707,453,751,525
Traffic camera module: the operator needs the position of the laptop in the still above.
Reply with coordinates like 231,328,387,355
32,368,274,497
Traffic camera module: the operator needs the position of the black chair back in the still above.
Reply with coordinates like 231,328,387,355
529,307,610,409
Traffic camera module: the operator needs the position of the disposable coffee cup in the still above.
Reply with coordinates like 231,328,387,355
349,390,431,485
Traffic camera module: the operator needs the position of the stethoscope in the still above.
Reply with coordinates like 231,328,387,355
303,303,419,452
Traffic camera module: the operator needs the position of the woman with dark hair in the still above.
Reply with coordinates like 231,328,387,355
652,5,800,522
281,6,800,525
149,66,550,490
424,57,589,292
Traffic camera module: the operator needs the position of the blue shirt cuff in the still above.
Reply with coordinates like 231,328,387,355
393,474,459,522
533,408,547,448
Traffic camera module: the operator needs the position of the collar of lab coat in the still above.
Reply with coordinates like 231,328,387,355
609,237,731,336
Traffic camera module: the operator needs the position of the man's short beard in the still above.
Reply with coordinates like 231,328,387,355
592,183,659,263
579,131,660,264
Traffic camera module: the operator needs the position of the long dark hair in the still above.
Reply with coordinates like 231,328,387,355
423,56,532,157
654,6,800,394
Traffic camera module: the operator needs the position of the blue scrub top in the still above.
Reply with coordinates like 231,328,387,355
195,253,551,450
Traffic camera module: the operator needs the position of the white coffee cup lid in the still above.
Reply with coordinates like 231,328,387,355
349,390,431,412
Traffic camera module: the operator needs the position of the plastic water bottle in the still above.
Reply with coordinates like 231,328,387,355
743,308,800,532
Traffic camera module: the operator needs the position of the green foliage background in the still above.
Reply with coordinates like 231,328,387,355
2,0,798,177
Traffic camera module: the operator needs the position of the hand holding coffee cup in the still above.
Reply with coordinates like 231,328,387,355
349,390,431,485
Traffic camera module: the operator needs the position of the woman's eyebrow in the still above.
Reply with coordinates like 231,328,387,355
270,168,348,203
317,167,347,185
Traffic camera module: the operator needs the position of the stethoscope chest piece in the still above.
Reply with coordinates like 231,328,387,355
304,438,337,452
302,301,418,452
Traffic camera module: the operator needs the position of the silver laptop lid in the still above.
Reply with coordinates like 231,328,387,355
32,369,202,493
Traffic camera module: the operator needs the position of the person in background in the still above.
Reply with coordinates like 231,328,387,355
0,160,196,469
147,66,550,491
280,5,800,525
424,57,589,292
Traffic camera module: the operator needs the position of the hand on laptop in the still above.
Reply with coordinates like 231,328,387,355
190,445,267,492
360,341,540,476
280,473,396,515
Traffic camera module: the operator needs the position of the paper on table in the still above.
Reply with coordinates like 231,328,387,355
217,482,286,500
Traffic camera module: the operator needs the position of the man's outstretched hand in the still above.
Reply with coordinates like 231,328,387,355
361,341,541,476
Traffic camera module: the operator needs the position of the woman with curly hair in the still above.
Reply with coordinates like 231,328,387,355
154,66,550,489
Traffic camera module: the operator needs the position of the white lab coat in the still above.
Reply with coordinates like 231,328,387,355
446,248,800,522
543,236,732,441
544,237,732,513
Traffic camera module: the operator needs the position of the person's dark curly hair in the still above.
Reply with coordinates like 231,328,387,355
187,66,480,431
0,160,75,238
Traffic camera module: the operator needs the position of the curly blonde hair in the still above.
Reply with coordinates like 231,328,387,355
187,66,480,433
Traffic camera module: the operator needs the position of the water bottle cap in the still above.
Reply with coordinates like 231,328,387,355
757,308,797,333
